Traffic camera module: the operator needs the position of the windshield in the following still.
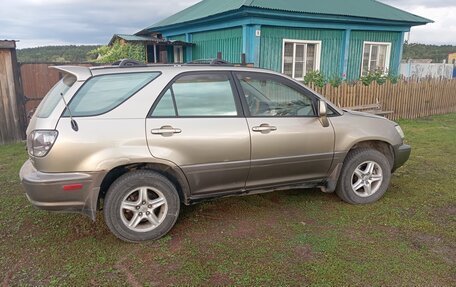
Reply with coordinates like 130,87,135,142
36,75,76,118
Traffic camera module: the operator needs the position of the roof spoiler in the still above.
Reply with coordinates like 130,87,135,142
50,66,93,81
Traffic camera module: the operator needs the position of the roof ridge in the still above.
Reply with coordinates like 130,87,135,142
243,0,255,6
141,0,432,31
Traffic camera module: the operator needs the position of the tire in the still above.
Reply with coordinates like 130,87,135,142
336,148,391,204
103,170,180,243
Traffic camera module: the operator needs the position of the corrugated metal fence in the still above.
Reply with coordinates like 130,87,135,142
400,63,454,79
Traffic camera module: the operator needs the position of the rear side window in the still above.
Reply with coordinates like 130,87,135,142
36,75,76,118
151,73,238,117
64,72,159,117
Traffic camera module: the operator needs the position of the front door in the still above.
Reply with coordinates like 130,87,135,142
146,72,250,195
234,72,335,189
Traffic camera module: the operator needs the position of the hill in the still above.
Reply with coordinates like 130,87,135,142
403,43,456,63
15,43,456,64
17,45,100,63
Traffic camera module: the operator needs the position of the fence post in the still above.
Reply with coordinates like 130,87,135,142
0,40,25,144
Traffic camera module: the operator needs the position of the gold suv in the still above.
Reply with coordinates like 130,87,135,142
20,60,411,242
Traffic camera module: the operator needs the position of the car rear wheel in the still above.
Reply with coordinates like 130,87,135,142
336,148,391,204
103,170,180,242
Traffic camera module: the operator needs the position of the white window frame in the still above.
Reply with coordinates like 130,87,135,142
173,46,184,64
361,41,392,76
281,39,322,80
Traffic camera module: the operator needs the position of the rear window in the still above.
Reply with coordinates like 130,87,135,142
36,75,76,118
64,72,159,117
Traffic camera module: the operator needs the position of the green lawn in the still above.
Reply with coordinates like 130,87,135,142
0,114,455,286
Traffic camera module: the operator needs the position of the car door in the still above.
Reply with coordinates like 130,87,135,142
146,72,251,195
234,72,335,189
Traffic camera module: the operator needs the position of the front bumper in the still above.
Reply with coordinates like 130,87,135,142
19,160,103,220
392,144,412,172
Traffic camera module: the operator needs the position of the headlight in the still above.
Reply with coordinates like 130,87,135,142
27,130,58,157
395,125,405,139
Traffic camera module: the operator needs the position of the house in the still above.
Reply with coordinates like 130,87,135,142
108,34,193,64
117,0,432,81
448,52,456,65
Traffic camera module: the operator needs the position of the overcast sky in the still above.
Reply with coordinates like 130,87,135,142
0,0,454,49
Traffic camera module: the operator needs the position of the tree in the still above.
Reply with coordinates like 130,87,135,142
402,43,456,63
89,40,146,64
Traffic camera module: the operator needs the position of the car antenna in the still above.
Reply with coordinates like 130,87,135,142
60,92,79,132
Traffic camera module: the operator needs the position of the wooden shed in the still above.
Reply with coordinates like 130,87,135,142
0,40,25,144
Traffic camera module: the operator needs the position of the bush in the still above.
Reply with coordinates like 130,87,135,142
360,70,403,86
303,71,326,88
89,40,146,64
328,75,343,88
360,69,388,86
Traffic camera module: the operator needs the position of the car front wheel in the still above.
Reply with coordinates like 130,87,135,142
336,148,392,204
103,170,180,242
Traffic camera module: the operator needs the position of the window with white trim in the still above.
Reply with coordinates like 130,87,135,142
361,42,391,76
282,40,321,80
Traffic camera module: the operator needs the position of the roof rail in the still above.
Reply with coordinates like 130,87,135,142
112,59,147,68
187,59,234,66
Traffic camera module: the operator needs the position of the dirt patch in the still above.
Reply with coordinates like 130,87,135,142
294,244,314,261
65,213,110,242
230,219,259,238
432,205,456,226
409,233,456,265
1,257,24,287
114,248,143,287
168,231,184,253
209,272,233,286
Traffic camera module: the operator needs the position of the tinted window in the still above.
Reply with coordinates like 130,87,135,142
152,89,176,117
36,75,76,118
65,72,159,117
236,73,316,117
152,73,238,117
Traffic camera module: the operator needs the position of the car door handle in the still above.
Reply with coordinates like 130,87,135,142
252,124,277,133
151,126,182,135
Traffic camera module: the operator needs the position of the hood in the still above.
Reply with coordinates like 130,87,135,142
343,109,388,120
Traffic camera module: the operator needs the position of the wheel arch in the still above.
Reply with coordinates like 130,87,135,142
347,140,395,169
98,162,191,208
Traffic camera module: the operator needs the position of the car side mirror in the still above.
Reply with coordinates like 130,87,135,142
318,100,330,128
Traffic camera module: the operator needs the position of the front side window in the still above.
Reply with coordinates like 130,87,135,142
236,73,316,117
361,42,391,76
65,72,159,117
282,40,321,80
151,73,238,117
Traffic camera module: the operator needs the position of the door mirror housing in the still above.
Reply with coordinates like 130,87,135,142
318,100,330,128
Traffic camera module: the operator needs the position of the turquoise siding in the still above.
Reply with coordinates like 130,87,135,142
346,31,402,81
260,27,344,78
192,28,243,63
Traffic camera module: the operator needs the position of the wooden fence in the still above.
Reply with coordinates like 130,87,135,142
0,41,25,144
20,63,95,117
309,79,456,121
20,63,63,117
13,63,456,128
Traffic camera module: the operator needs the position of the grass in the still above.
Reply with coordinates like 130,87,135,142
0,114,455,286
